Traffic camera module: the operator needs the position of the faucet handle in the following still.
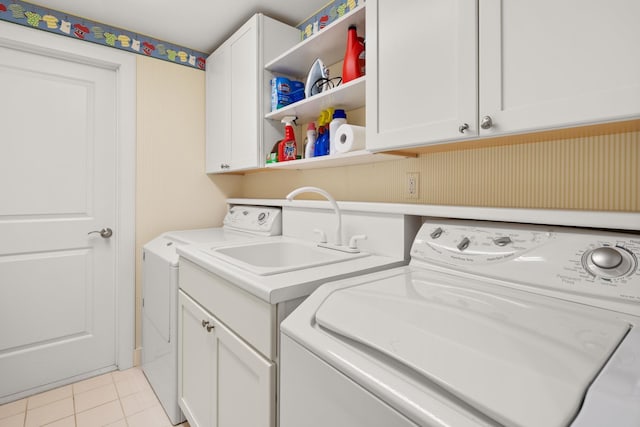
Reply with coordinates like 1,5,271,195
348,234,367,249
313,228,328,244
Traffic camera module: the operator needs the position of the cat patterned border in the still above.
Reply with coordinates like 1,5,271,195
0,0,207,70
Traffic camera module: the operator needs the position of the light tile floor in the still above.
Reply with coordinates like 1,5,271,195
0,368,189,427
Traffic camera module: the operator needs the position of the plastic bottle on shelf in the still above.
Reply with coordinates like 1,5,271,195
314,111,327,157
304,122,317,159
342,25,365,83
277,116,297,162
329,109,347,155
315,110,332,157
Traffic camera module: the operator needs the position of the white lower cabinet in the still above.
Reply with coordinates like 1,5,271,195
178,290,275,427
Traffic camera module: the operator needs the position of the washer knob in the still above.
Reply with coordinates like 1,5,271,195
591,247,623,269
583,245,636,279
457,237,471,251
430,227,443,239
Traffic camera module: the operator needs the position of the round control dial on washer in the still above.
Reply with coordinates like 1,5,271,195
257,212,268,224
582,246,636,279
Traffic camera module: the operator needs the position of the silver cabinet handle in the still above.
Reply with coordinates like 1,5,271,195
480,116,493,130
201,320,214,332
458,123,469,133
88,228,113,238
220,163,230,169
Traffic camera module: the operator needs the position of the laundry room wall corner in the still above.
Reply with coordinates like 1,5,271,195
135,55,241,360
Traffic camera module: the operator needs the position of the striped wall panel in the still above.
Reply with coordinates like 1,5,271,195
241,131,639,212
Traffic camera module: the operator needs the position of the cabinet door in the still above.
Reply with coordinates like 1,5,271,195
206,46,231,173
228,17,260,171
178,291,217,427
216,318,275,427
366,0,478,151
479,0,640,136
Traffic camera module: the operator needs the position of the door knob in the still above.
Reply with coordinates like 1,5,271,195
480,116,493,130
88,228,113,238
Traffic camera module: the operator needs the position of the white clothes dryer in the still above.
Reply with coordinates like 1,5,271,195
142,205,281,424
280,219,640,427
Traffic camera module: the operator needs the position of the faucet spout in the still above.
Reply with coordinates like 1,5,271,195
286,186,342,246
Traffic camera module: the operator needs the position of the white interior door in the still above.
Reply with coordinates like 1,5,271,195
0,41,120,401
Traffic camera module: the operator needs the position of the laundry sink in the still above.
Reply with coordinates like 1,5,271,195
202,240,369,276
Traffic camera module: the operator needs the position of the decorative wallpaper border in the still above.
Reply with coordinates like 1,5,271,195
298,0,364,40
0,0,207,70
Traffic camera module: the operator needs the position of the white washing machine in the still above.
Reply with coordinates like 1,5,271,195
142,205,281,424
280,219,640,427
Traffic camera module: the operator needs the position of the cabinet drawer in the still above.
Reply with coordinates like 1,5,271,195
179,259,277,359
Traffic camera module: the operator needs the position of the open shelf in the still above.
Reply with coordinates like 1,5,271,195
266,76,365,123
265,4,366,76
264,149,408,170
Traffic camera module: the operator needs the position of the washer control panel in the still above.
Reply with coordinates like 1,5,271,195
410,219,640,304
412,220,553,265
223,206,282,235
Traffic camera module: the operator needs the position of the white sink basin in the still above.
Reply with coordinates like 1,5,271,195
202,240,369,276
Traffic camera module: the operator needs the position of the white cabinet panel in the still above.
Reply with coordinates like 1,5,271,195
229,22,259,171
479,0,640,136
217,316,275,427
366,0,478,150
206,14,299,173
178,290,275,427
179,291,216,427
206,46,230,172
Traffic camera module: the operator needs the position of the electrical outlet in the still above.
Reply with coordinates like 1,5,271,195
406,172,419,199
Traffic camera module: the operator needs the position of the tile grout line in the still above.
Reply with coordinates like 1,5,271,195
73,389,77,427
112,372,130,427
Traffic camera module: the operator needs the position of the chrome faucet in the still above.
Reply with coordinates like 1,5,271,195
286,186,343,246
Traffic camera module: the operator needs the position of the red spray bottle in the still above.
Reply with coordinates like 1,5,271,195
278,116,298,161
342,25,365,83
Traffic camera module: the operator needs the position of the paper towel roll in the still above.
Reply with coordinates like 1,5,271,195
334,124,366,153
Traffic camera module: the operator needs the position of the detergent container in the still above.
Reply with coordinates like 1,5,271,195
342,25,365,83
304,122,317,159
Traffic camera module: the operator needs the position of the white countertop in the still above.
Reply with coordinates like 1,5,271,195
177,237,407,304
228,198,640,231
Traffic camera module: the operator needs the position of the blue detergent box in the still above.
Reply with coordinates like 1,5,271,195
271,77,305,111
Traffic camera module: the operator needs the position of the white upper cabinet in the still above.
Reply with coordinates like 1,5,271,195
206,14,299,173
367,0,640,151
479,0,640,137
366,0,478,151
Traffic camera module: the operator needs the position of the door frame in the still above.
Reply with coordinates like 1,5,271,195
0,21,136,370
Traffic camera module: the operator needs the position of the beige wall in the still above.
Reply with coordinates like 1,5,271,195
241,130,639,212
135,56,242,354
